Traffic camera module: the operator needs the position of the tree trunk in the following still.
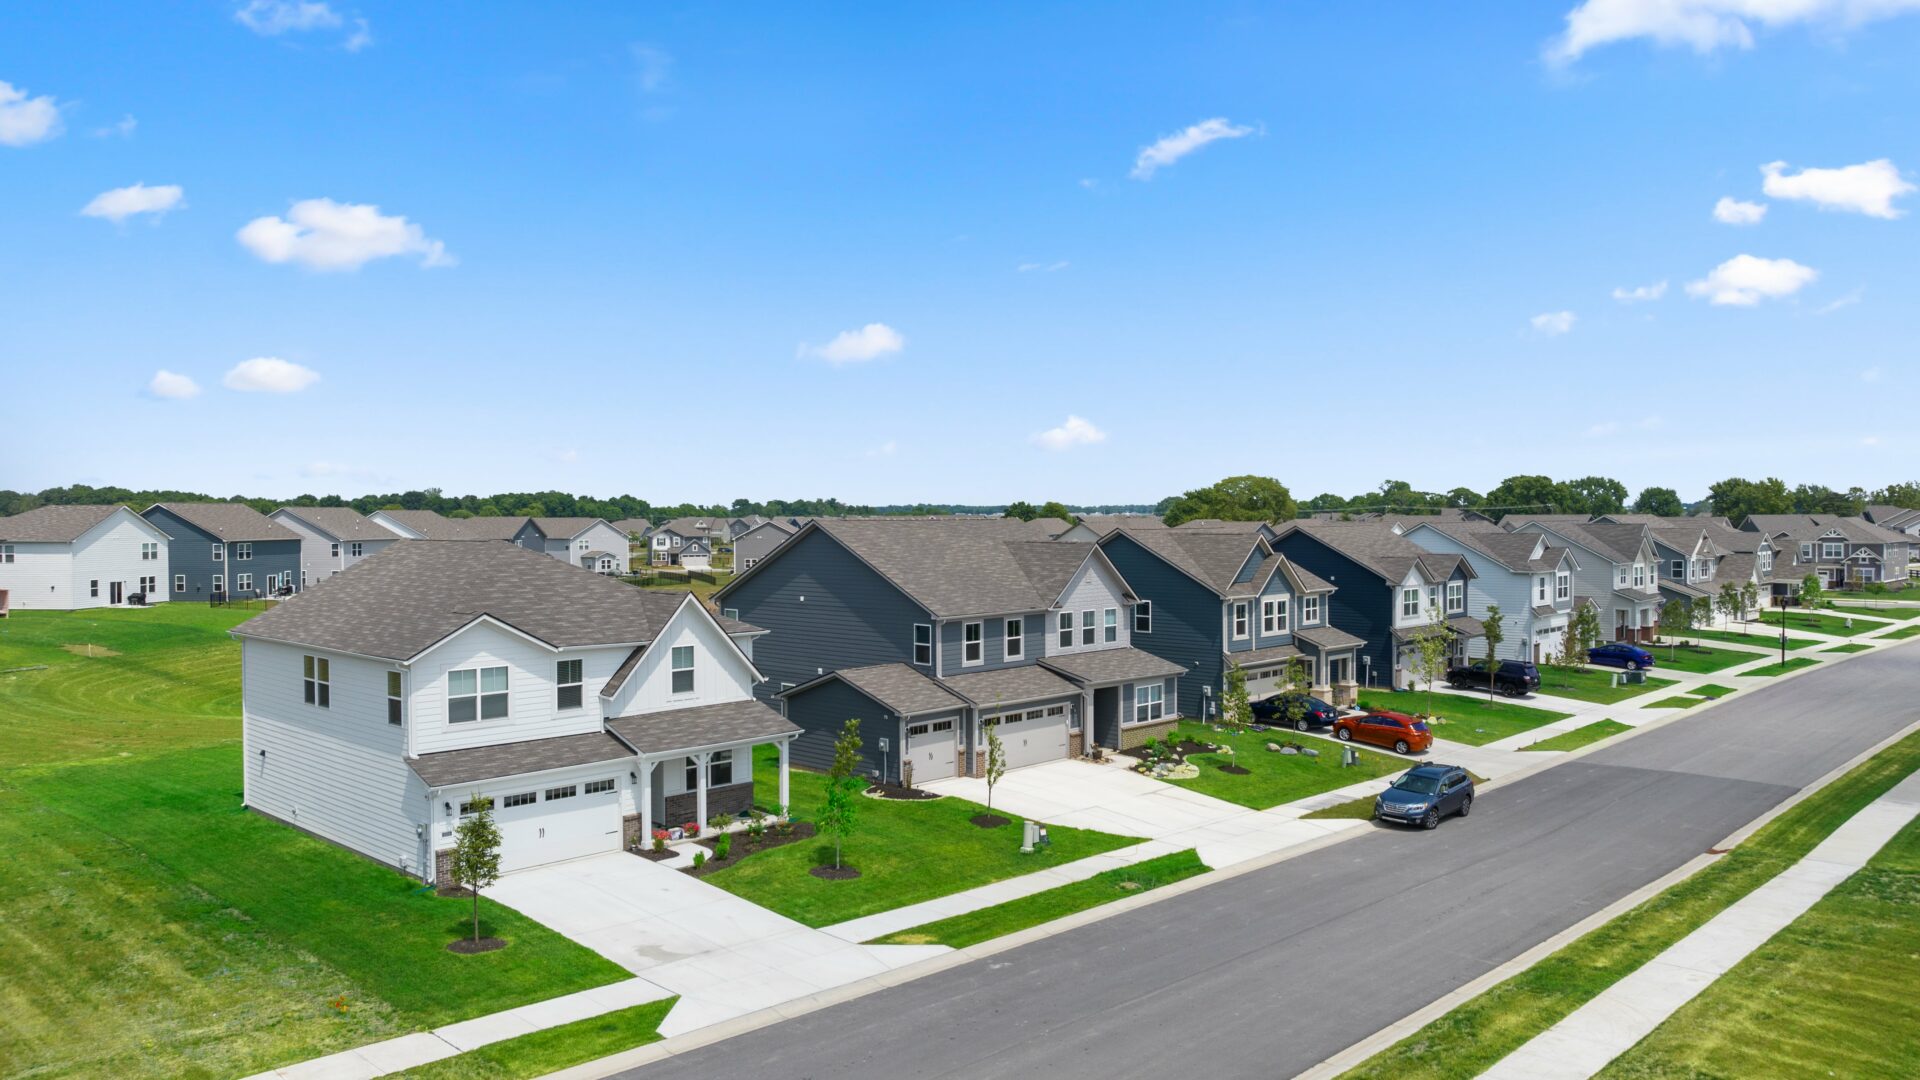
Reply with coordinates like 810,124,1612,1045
472,890,480,943
834,835,841,870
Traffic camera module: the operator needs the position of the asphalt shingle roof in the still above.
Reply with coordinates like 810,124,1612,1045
1743,514,1908,545
806,518,1108,617
0,504,133,542
1106,527,1269,595
407,731,633,788
1407,521,1567,573
528,517,614,539
1292,624,1367,651
606,699,799,755
939,664,1081,706
1275,521,1471,585
1040,647,1185,685
147,502,302,542
788,663,964,716
275,506,394,541
370,510,473,539
232,541,757,661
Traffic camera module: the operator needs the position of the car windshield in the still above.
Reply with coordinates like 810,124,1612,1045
1392,774,1442,795
1411,721,1430,732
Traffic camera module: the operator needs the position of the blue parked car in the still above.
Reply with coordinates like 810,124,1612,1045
1588,642,1656,670
1374,764,1475,829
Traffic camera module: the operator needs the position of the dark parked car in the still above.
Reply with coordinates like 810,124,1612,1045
1374,764,1475,829
1333,710,1433,755
1250,693,1339,731
1445,659,1540,697
1588,642,1656,670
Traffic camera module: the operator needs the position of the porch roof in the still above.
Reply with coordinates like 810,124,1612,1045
1614,587,1664,605
1531,604,1558,617
406,730,632,789
606,699,799,757
1292,624,1366,652
939,665,1081,707
1659,578,1709,599
1228,643,1302,670
780,663,963,717
1039,646,1185,686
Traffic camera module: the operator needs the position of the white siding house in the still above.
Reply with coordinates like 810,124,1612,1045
270,506,400,587
0,505,172,610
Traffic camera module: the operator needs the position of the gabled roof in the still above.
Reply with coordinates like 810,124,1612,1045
739,519,796,539
940,664,1082,706
526,517,616,540
1171,519,1271,533
781,662,964,716
1742,514,1908,545
145,502,302,543
0,504,147,543
612,519,654,535
232,541,760,662
656,516,726,537
1039,647,1186,685
1102,527,1274,596
369,509,473,539
606,699,798,757
273,506,393,542
1272,521,1472,586
1073,514,1165,531
1864,505,1920,528
1404,521,1571,574
1515,519,1651,565
457,516,534,540
407,731,631,788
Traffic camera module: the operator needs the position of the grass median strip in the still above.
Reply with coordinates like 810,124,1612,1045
1335,727,1920,1080
1645,695,1703,709
393,998,676,1079
866,850,1209,948
1641,643,1764,674
1763,609,1883,637
1532,666,1678,704
1741,657,1822,677
1825,604,1913,621
1875,624,1920,640
1520,720,1632,752
1689,627,1820,650
1825,642,1874,653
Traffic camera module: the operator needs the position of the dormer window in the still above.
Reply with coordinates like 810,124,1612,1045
1401,588,1420,619
1301,595,1319,624
671,646,695,694
1448,582,1465,612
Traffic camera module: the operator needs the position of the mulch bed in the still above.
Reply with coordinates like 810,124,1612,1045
970,813,1010,829
446,936,506,955
1217,764,1251,775
866,783,941,801
808,865,861,880
678,821,817,878
632,847,678,862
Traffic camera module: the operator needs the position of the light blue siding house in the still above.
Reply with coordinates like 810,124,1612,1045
1401,522,1579,663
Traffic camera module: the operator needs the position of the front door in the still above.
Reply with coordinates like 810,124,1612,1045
1615,610,1630,641
109,581,123,605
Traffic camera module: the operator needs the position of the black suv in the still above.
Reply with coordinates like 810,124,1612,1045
1249,693,1339,731
1446,659,1539,697
1374,764,1475,829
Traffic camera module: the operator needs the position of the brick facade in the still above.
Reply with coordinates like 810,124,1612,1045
662,780,754,828
1118,717,1178,750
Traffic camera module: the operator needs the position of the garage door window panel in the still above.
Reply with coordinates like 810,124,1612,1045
503,791,537,808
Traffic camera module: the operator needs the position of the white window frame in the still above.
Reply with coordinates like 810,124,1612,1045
174,574,186,593
448,665,509,723
963,621,985,666
1080,609,1097,646
913,623,933,666
556,658,583,710
89,580,99,598
1005,617,1024,660
1058,611,1073,648
1556,571,1571,601
1135,600,1151,634
302,655,330,708
349,541,363,558
1261,598,1279,635
211,543,224,562
141,542,158,561
671,645,695,694
387,670,403,725
212,573,224,594
1823,541,1845,560
1231,601,1250,639
1132,682,1165,724
0,544,11,564
1800,542,1814,561
1632,563,1646,588
139,575,156,595
1103,607,1118,643
330,542,340,559
1400,588,1420,619
236,573,253,592
1301,595,1319,624
1616,565,1628,587
235,542,252,561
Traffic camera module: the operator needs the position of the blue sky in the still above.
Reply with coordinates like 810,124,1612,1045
3,1,1915,506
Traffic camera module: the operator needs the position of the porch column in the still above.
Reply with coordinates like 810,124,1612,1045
637,756,653,843
1082,689,1096,752
776,739,790,816
692,751,711,833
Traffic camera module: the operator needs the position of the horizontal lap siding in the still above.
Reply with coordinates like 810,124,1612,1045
602,604,757,717
1047,557,1131,658
941,614,1044,672
1270,535,1395,689
0,543,77,609
1100,533,1220,720
409,623,620,756
782,679,901,781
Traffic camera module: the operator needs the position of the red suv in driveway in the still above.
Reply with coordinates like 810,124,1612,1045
1333,710,1433,755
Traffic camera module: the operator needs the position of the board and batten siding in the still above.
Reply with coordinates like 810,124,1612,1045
715,528,933,700
242,637,425,875
1099,532,1220,720
600,602,759,719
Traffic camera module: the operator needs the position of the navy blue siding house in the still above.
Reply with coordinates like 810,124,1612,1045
141,503,304,600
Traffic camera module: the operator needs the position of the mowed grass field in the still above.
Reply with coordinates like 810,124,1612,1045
0,606,630,1079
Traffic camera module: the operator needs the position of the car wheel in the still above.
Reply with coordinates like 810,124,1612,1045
1295,718,1310,732
1458,794,1472,818
1501,685,1520,698
1422,808,1440,830
1394,739,1411,755
1336,728,1353,742
1627,661,1640,671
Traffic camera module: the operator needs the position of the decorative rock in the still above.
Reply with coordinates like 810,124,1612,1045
1266,742,1283,752
1280,745,1298,755
1165,763,1201,780
1302,748,1320,758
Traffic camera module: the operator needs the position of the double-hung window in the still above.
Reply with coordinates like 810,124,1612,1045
963,622,984,665
139,575,156,595
330,543,340,558
0,544,11,563
1670,559,1684,579
1134,600,1151,633
1058,611,1074,648
671,646,695,693
387,671,403,725
1004,617,1024,659
448,666,509,722
1632,564,1646,588
349,542,363,558
1538,576,1550,602
913,623,933,665
302,655,330,708
236,573,253,592
686,749,734,789
1103,608,1118,643
1301,595,1319,624
235,543,252,561
1081,609,1097,646
1133,682,1165,724
1800,543,1814,561
1448,582,1464,612
140,542,158,560
1261,599,1279,635
212,573,224,594
211,543,224,562
1400,588,1420,619
556,659,583,709
1823,541,1845,560
1231,602,1250,639
173,574,186,593
1615,565,1629,588
1556,572,1571,601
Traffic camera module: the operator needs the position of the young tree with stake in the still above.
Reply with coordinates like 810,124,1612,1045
1716,583,1741,636
1480,604,1504,704
1739,581,1760,632
984,718,1006,816
448,794,502,946
818,718,863,871
1222,663,1251,731
1412,604,1453,717
1660,597,1692,660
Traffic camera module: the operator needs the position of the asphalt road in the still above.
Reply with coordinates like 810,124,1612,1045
616,644,1919,1080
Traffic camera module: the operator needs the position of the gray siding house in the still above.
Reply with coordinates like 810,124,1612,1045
270,506,399,586
1402,522,1578,663
1741,514,1913,591
142,502,304,600
732,519,797,571
1508,520,1663,641
713,518,1181,783
513,517,631,574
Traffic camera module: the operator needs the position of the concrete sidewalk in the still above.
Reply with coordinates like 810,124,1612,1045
1480,767,1920,1080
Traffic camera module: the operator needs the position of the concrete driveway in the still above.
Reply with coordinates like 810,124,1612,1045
487,852,945,1036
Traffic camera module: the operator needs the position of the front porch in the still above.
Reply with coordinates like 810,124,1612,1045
1038,646,1186,753
1292,625,1366,707
607,699,801,845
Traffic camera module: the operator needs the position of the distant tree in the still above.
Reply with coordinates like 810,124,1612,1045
1445,487,1484,510
1707,477,1792,526
1411,606,1455,718
1483,475,1565,521
818,719,863,870
1631,486,1686,517
1480,605,1505,703
1790,483,1864,517
983,719,1006,814
1160,475,1297,526
1037,501,1075,522
1872,481,1920,510
1302,492,1349,513
1221,663,1252,730
1563,476,1630,517
449,795,502,945
1003,501,1039,521
1660,598,1692,659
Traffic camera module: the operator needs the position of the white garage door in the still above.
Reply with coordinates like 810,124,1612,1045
485,775,623,873
906,718,958,782
992,704,1069,770
1245,665,1283,700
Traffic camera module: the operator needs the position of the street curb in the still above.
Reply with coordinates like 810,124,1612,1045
1293,693,1920,1080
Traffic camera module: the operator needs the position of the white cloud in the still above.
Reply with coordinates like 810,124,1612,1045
1130,117,1253,180
1818,289,1864,314
1761,159,1914,218
1585,421,1620,437
237,198,453,271
865,440,898,458
1017,260,1070,273
1531,310,1577,335
1713,196,1767,225
235,1,342,35
1686,254,1818,306
1612,280,1668,302
1861,365,1882,383
147,370,201,399
224,357,321,393
345,17,372,51
0,79,62,147
81,183,185,223
798,323,906,365
1032,415,1107,451
1859,434,1883,447
92,115,137,139
1547,0,1920,63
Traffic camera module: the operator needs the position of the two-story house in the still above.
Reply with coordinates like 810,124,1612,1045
1269,522,1480,691
514,517,631,575
1864,505,1920,538
1741,514,1914,591
712,518,1182,783
270,506,399,587
1507,519,1664,641
733,519,798,571
142,502,304,600
232,540,795,883
1095,524,1358,715
368,509,530,542
649,517,725,566
1401,522,1579,663
0,504,172,610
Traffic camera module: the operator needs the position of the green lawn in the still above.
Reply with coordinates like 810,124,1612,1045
868,849,1208,948
1690,682,1737,698
1875,623,1920,640
395,999,676,1079
1595,820,1920,1079
1640,642,1765,674
1825,604,1916,621
0,608,632,1079
1825,642,1874,653
627,571,734,604
699,746,1138,927
1762,609,1879,637
1688,626,1820,650
1357,690,1571,747
1645,695,1703,709
1533,666,1678,704
1741,657,1822,677
1336,728,1920,1080
1520,720,1633,752
1156,719,1403,807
